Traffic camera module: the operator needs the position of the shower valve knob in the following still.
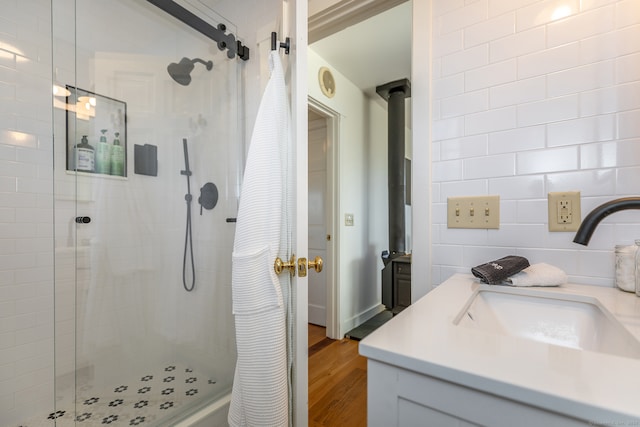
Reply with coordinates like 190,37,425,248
199,182,219,212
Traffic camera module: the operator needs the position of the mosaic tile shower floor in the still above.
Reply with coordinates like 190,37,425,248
17,363,221,427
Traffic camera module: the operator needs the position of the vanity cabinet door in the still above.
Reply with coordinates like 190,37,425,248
367,360,589,427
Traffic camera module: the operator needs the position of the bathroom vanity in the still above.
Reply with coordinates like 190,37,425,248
359,274,640,426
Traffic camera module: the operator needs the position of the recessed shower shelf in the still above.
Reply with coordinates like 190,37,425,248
65,170,128,180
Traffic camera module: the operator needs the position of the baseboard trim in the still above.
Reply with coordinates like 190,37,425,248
341,303,386,337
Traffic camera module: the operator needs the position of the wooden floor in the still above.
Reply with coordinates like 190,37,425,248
308,324,367,427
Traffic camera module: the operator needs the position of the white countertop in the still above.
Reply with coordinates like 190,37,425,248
359,273,640,422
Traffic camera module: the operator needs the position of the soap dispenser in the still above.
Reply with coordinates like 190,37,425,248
75,135,95,173
95,129,111,174
110,132,125,176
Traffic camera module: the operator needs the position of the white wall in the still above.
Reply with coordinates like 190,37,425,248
423,0,640,288
368,100,389,269
0,1,55,423
308,0,344,16
308,49,388,335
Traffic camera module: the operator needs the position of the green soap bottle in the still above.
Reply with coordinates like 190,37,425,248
95,129,111,174
110,132,125,176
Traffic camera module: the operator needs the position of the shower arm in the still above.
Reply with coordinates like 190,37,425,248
191,58,213,70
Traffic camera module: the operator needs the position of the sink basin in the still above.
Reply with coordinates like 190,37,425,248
454,287,640,359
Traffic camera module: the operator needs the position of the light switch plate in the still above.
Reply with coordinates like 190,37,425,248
548,191,581,232
345,213,354,226
447,195,500,229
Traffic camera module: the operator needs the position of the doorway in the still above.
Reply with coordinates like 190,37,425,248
308,109,329,327
307,0,411,342
307,102,339,339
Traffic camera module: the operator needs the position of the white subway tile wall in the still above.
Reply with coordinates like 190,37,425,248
0,0,55,424
431,0,640,286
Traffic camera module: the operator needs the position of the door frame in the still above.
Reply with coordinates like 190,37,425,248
308,97,340,340
288,1,309,426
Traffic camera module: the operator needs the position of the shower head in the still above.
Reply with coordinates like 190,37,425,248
167,57,213,86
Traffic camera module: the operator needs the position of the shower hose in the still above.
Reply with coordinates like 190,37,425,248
182,138,195,292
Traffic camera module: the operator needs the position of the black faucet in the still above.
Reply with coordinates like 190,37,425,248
573,197,640,245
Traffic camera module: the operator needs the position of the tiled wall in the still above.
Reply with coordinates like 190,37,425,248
431,0,640,287
0,0,55,424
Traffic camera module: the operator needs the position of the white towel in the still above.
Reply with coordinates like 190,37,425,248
228,50,291,427
502,263,567,287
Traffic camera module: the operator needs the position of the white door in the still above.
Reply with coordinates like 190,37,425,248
283,0,310,425
308,111,328,327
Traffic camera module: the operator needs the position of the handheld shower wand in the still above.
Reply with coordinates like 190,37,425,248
181,138,195,292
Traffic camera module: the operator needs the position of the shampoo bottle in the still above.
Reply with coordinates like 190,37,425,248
75,135,95,173
110,132,125,176
95,129,111,174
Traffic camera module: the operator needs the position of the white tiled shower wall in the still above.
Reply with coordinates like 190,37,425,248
430,0,640,287
0,0,56,423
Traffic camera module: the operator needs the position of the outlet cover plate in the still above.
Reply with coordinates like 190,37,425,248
447,195,500,229
548,191,581,232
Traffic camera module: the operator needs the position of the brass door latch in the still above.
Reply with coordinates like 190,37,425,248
274,255,323,278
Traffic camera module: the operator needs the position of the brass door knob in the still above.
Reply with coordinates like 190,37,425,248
308,256,323,273
297,256,323,277
274,254,296,276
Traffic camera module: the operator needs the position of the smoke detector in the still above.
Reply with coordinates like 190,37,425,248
318,67,336,98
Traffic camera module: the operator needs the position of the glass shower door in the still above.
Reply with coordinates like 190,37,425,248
52,1,243,424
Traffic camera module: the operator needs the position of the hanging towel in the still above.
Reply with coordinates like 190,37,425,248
471,255,530,284
501,263,567,287
228,50,291,427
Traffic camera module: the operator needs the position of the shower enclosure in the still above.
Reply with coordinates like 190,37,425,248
52,0,243,424
0,0,296,425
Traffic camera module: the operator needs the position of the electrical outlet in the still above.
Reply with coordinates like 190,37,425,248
447,195,500,229
557,199,572,223
548,191,581,232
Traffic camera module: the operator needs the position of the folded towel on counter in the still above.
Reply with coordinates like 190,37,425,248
501,263,567,287
471,255,530,284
